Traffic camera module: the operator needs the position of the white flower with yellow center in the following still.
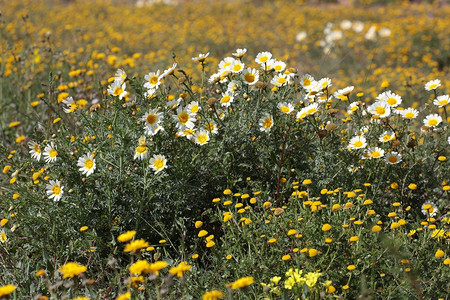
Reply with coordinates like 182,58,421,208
348,136,367,150
218,57,235,70
114,69,127,84
347,102,359,114
230,60,245,73
173,106,196,130
107,80,127,100
379,131,395,143
0,231,6,243
149,154,167,174
192,52,209,62
177,128,196,140
424,79,441,91
278,102,294,114
77,153,96,177
241,68,259,85
29,141,42,161
401,108,419,120
194,129,210,146
43,142,58,163
300,74,314,89
255,51,272,65
385,152,402,165
433,95,449,108
144,70,161,90
423,114,442,128
378,91,402,107
367,147,385,159
271,74,290,87
220,91,234,108
232,48,247,58
318,78,332,90
204,121,218,135
259,114,273,132
134,144,149,160
227,80,239,93
142,109,163,136
272,60,286,73
46,179,64,202
187,101,200,115
161,63,177,78
368,101,391,118
305,103,319,116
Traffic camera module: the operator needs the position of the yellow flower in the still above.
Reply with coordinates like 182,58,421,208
347,265,356,271
322,224,332,231
223,189,232,195
202,290,223,300
0,219,8,227
282,254,291,261
124,239,149,253
195,221,203,228
372,225,382,232
35,269,46,277
435,249,445,258
117,230,136,242
302,179,312,185
228,276,254,289
80,226,88,232
308,248,318,257
198,230,208,237
304,272,321,288
148,261,168,275
129,260,152,275
58,262,87,279
0,285,17,297
169,261,192,278
116,292,131,300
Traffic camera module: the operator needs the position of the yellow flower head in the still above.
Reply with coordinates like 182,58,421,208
58,262,87,279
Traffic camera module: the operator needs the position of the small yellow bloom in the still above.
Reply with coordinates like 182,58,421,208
195,221,203,228
347,265,356,271
80,226,88,232
322,224,332,231
58,262,87,279
282,254,291,261
198,230,208,237
372,225,382,232
0,285,17,297
117,231,136,242
202,290,223,300
408,183,417,190
435,249,445,258
308,248,318,257
223,189,232,195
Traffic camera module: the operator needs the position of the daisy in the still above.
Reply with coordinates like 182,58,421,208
134,144,149,160
46,179,64,202
177,128,196,140
352,21,364,32
144,70,162,90
424,79,441,91
348,136,367,150
161,63,177,78
272,60,286,73
334,86,354,100
204,121,218,135
433,95,449,108
305,103,319,116
107,80,127,100
296,107,308,120
230,60,245,73
421,202,438,217
144,88,157,100
208,73,221,84
28,141,42,161
381,91,402,107
193,129,210,146
63,96,78,113
368,101,391,118
261,59,275,71
379,131,395,143
271,74,290,87
149,154,167,174
227,80,239,93
142,109,163,136
347,102,359,114
220,91,234,108
187,101,200,115
318,78,332,90
306,81,321,95
278,102,294,114
77,153,96,177
43,142,58,163
295,31,307,42
255,51,272,65
367,147,385,159
232,48,247,58
172,106,196,130
340,20,352,30
401,108,419,120
300,74,315,89
241,68,259,85
218,57,235,70
192,52,209,62
423,114,442,128
114,69,127,84
385,152,402,164
259,114,273,132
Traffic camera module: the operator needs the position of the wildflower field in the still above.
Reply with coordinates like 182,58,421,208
1,0,449,299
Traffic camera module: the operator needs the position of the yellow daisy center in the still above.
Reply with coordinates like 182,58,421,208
34,144,41,153
197,134,208,144
146,114,157,125
178,112,189,124
386,98,397,105
388,156,398,163
264,118,272,129
114,87,123,96
150,76,159,85
84,159,94,169
371,151,381,158
136,146,148,154
52,185,61,195
354,141,363,148
280,106,290,113
244,73,255,83
221,96,231,103
153,159,165,170
49,149,58,158
404,112,415,118
428,84,437,89
259,56,269,63
427,119,438,126
375,106,386,115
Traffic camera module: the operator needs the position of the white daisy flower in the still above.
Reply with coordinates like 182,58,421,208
29,141,42,161
241,68,259,85
421,202,438,217
107,80,128,100
187,101,200,115
114,69,127,84
144,70,162,90
259,114,273,132
149,154,167,174
134,144,149,160
193,129,210,146
172,106,196,130
43,142,58,163
433,95,449,108
300,74,315,89
192,52,209,62
63,96,78,113
230,60,245,73
379,131,395,143
271,74,290,87
348,136,367,150
318,77,332,90
278,102,294,114
272,60,286,73
77,153,96,177
305,103,319,116
46,179,64,202
368,101,391,118
367,147,385,159
385,152,402,164
218,57,235,70
401,108,419,120
425,79,441,91
381,91,402,107
160,63,177,78
232,48,247,58
255,51,272,65
423,114,442,128
347,102,359,114
220,91,234,108
204,121,218,135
